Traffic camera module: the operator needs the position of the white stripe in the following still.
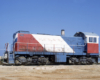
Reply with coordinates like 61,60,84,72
32,34,75,53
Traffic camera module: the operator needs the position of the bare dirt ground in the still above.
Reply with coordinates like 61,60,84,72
0,65,100,80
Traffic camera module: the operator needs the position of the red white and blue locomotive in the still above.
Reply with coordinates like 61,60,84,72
3,30,100,65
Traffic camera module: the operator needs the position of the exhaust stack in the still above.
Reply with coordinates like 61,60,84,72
61,29,65,36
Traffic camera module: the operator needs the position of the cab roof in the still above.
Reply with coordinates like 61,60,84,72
74,32,99,38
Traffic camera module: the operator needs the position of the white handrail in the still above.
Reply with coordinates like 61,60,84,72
14,42,86,46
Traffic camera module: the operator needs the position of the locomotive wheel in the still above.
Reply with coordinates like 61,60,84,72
37,57,50,65
37,61,41,65
42,59,50,65
69,58,74,65
27,57,32,64
86,58,96,65
69,57,79,65
46,60,50,65
15,59,21,65
15,56,27,65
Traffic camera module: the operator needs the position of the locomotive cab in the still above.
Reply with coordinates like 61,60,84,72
74,32,99,54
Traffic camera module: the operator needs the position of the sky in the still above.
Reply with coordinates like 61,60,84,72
0,0,100,56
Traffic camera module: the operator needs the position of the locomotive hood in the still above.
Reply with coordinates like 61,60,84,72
32,34,75,53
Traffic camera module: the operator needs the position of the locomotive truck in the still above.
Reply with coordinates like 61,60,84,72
3,30,100,65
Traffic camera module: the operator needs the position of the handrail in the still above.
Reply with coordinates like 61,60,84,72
14,42,86,46
12,42,85,53
4,42,85,52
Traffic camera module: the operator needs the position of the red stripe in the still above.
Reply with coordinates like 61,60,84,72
14,33,43,52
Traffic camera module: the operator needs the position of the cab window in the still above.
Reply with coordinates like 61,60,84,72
93,38,96,43
89,37,97,43
89,37,92,42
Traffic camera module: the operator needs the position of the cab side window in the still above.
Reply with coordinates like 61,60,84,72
89,37,97,43
89,37,92,42
93,38,96,43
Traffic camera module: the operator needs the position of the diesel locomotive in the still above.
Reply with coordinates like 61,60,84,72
3,30,100,65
